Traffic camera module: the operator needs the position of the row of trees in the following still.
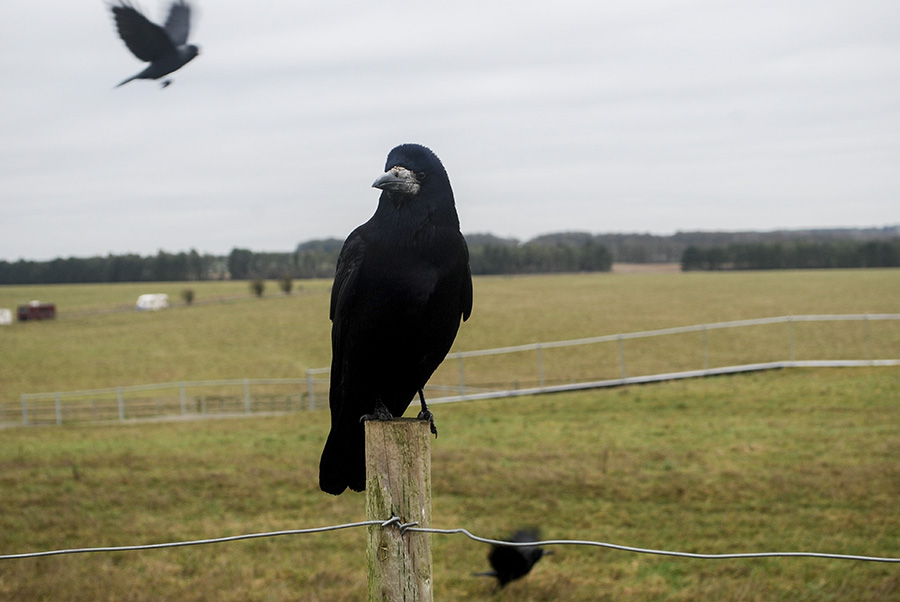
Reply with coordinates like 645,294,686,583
681,240,900,271
0,237,614,285
231,236,614,280
227,240,343,280
2,229,897,284
0,250,228,285
467,236,612,275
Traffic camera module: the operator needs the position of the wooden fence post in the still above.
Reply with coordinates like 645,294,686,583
365,418,433,602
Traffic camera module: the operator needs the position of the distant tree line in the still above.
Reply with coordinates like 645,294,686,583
681,239,900,271
232,236,614,279
1,227,897,284
471,226,900,265
0,236,612,284
227,239,344,280
466,233,612,274
0,250,227,285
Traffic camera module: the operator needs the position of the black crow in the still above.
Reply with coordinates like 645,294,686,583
475,529,552,589
319,143,473,495
110,0,199,88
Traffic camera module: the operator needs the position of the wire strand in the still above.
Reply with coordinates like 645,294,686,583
405,526,900,563
0,520,384,560
3,518,899,563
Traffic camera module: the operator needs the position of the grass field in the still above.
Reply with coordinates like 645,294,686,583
1,369,899,601
2,269,898,405
1,269,899,600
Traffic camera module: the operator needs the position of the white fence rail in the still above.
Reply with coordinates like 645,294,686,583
13,378,310,427
7,314,899,427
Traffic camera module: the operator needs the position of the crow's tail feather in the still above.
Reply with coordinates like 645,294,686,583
318,425,366,495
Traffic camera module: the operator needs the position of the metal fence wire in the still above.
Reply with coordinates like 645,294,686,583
3,517,900,563
8,314,900,427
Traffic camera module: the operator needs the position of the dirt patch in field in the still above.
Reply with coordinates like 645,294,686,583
612,263,681,274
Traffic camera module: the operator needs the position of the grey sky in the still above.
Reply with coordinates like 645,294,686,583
1,0,898,261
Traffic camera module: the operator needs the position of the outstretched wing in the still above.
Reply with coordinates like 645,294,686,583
163,0,192,47
112,2,175,62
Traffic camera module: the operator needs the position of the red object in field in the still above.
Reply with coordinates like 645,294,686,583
17,301,56,321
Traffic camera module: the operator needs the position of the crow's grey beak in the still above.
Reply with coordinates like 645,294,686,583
373,166,420,195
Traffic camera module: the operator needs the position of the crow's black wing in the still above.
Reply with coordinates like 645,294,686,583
112,2,176,61
328,228,367,420
163,0,192,46
329,229,365,324
319,229,367,495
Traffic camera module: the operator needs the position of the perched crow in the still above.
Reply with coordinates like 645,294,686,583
319,144,473,495
110,0,199,87
476,529,551,589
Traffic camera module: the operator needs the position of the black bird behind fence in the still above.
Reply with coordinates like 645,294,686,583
473,528,552,589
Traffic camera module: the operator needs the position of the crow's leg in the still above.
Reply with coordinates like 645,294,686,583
416,389,438,437
360,400,393,422
161,79,172,88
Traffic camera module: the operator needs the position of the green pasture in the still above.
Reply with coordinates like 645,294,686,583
0,368,898,601
1,269,897,408
0,269,899,599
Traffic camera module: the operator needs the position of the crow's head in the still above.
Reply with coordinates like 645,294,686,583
372,143,453,208
371,143,460,231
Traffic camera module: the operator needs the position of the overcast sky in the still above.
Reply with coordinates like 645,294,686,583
1,0,898,261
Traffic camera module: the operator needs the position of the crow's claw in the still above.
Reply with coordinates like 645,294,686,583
417,409,438,437
416,388,438,437
360,401,393,423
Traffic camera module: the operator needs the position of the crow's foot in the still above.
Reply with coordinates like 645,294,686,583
360,401,393,423
417,408,438,437
417,389,438,437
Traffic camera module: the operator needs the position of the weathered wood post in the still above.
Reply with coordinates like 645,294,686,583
365,418,433,602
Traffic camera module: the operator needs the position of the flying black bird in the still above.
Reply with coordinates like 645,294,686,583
475,529,552,589
319,144,473,495
110,0,199,88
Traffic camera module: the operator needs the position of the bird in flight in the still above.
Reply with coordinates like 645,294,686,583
319,144,473,495
475,529,552,589
110,0,199,88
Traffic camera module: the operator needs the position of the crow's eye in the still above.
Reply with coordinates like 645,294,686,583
416,171,426,181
